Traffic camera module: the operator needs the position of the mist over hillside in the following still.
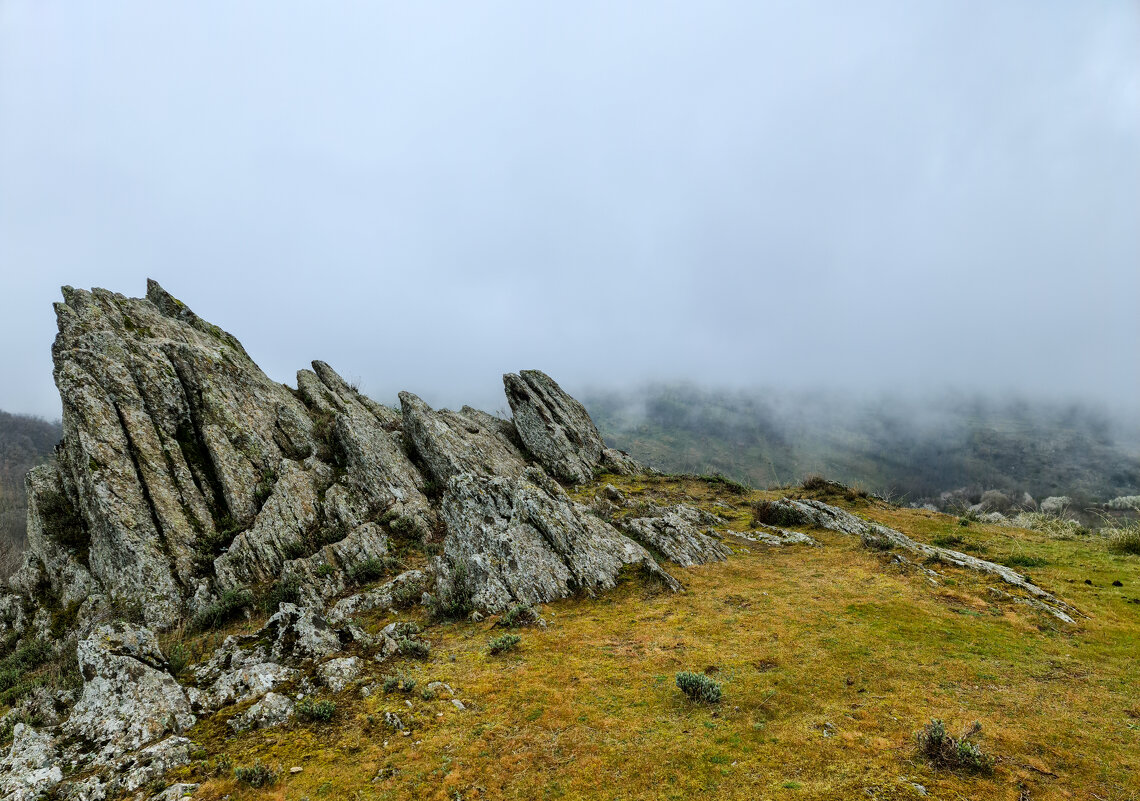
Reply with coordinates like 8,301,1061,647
584,385,1140,509
0,411,61,572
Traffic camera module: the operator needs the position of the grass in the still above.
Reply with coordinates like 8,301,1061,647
159,474,1140,801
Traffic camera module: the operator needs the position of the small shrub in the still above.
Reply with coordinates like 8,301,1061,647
234,761,278,787
191,588,252,631
314,562,336,578
397,637,431,660
390,577,427,609
382,671,416,695
349,556,398,585
933,533,965,548
297,698,337,722
429,559,474,620
676,670,722,704
694,473,751,495
165,642,190,678
389,621,422,638
861,531,893,551
750,500,807,528
501,604,539,628
262,577,302,613
487,634,521,655
916,719,993,774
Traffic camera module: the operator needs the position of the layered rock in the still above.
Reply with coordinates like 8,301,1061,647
0,281,697,795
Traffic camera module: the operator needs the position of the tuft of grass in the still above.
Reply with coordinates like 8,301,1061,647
500,604,540,628
916,719,994,774
349,556,399,585
488,634,521,655
234,761,278,787
1003,554,1048,569
676,671,722,704
1107,523,1140,555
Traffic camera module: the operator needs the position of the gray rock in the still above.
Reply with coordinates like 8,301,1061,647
619,505,730,566
400,392,528,484
769,497,1075,622
63,623,195,765
34,283,321,627
263,604,342,663
227,692,295,733
187,635,296,712
327,570,427,624
147,784,199,801
503,370,605,484
435,467,678,612
0,724,62,800
64,736,198,801
317,657,362,692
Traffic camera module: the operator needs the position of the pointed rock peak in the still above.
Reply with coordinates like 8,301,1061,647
145,278,191,319
503,370,604,484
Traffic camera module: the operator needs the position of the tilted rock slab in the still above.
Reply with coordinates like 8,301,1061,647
436,468,679,611
619,505,732,567
771,498,1076,622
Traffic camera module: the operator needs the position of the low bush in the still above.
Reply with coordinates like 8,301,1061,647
190,588,252,631
262,577,302,613
916,719,993,774
382,671,416,694
860,531,893,551
397,637,430,660
676,670,722,704
428,559,474,620
297,698,337,722
501,604,540,628
234,761,278,787
487,634,521,655
750,500,807,528
349,556,398,585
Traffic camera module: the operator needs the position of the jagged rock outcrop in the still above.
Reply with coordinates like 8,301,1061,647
0,725,60,801
504,370,642,482
619,505,732,567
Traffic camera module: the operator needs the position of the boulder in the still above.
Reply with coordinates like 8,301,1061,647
227,692,296,733
0,724,62,800
62,623,195,766
318,657,363,692
619,505,731,566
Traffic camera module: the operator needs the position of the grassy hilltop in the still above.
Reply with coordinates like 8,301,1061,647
152,475,1139,801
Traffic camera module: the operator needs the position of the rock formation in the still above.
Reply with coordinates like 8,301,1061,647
0,281,712,797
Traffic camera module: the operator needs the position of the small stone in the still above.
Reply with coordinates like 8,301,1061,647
451,699,466,711
290,766,303,774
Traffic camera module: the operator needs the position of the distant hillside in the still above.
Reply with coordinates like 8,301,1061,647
585,385,1140,509
0,410,61,570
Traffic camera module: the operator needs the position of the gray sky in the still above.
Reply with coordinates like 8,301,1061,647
2,1,1137,419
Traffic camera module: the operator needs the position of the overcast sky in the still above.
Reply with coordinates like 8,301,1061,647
1,1,1137,419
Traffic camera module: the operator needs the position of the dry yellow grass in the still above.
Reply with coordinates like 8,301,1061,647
170,476,1140,801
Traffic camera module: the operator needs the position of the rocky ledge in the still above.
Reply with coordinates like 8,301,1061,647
0,282,731,799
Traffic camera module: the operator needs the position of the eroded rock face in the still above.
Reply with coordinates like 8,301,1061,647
63,623,195,766
0,280,681,793
0,724,62,800
504,370,606,484
436,468,678,611
227,692,295,733
619,505,731,567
